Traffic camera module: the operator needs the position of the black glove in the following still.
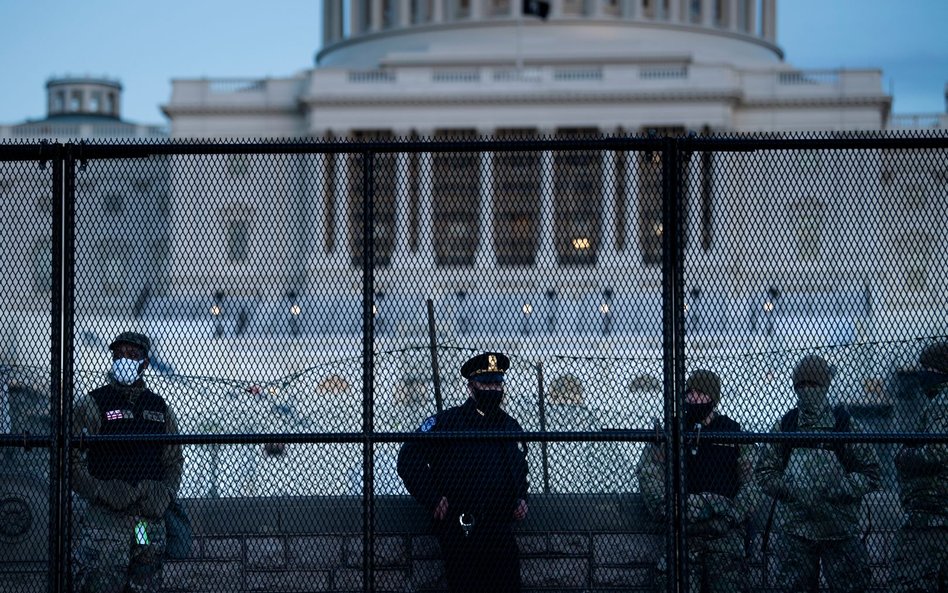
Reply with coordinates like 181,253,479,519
137,480,172,519
94,479,137,512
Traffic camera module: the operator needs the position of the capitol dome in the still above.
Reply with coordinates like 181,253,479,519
318,0,781,70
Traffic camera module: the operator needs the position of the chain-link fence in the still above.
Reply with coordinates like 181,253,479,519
0,133,946,592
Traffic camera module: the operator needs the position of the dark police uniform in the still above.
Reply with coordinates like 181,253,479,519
397,352,528,593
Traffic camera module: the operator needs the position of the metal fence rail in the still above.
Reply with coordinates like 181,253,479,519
0,132,946,592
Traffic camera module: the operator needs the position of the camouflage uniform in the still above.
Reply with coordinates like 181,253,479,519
889,345,948,593
71,336,184,593
636,370,761,593
755,355,881,593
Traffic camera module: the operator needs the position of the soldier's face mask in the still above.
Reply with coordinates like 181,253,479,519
684,390,714,426
112,358,145,385
795,385,828,412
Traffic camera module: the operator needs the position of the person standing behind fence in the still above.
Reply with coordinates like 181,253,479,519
635,369,761,593
889,341,948,593
71,331,184,593
397,352,529,593
755,354,881,593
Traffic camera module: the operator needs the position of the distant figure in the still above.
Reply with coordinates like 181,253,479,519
397,352,529,593
755,354,881,593
890,342,948,593
636,369,760,592
71,331,184,593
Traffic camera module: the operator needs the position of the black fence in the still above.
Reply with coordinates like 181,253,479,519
0,132,947,593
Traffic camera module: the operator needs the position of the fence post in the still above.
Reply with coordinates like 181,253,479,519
360,149,376,593
426,299,443,413
537,362,550,493
660,136,687,593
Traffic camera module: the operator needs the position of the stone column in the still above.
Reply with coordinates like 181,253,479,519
538,149,556,267
333,152,351,266
322,0,335,44
371,0,383,30
762,0,777,41
433,0,444,22
349,0,363,35
592,0,605,18
392,151,411,265
728,0,739,30
632,0,645,19
475,148,496,267
471,0,482,19
399,0,412,26
312,153,329,261
686,157,701,254
417,150,435,265
600,150,619,264
624,152,640,263
549,0,563,17
701,0,714,26
745,0,757,34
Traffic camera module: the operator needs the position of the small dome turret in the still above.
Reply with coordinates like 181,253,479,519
46,76,123,119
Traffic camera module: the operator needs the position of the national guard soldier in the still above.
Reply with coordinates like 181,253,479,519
397,352,529,593
636,369,760,592
890,341,948,593
755,354,881,593
72,331,184,593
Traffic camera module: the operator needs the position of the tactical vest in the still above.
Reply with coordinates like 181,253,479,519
685,414,741,499
779,405,852,470
87,385,168,484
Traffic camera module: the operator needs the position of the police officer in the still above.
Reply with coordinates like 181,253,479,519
636,369,760,593
755,354,881,593
71,331,184,593
397,352,529,593
890,341,948,593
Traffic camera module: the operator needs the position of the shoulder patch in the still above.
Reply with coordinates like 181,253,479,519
419,416,437,432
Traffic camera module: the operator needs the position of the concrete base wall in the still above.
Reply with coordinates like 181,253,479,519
0,492,905,592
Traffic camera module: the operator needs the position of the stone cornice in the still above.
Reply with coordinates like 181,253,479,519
300,89,744,107
161,104,305,117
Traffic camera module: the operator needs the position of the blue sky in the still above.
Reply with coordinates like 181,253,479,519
1,0,945,124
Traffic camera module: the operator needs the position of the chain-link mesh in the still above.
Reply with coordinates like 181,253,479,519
0,133,946,592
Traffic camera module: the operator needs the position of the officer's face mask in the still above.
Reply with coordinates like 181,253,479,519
471,383,505,415
112,358,145,385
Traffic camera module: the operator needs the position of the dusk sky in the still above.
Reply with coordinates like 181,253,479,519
2,0,945,125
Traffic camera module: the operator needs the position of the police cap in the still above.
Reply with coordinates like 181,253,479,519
109,331,151,356
461,352,510,383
